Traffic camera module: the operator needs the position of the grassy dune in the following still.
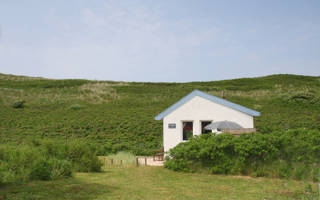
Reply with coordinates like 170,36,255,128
1,73,320,154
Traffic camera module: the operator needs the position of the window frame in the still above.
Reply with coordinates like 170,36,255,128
182,121,193,141
200,120,213,134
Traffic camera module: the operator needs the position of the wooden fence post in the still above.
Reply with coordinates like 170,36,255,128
120,160,122,166
145,157,147,166
103,157,106,166
111,159,113,165
136,157,139,167
318,183,320,200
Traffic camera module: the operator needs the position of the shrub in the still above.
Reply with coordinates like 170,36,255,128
278,162,291,179
29,158,72,181
12,100,25,108
49,159,72,180
61,141,102,172
76,154,102,172
165,129,320,180
164,158,191,172
293,165,309,180
0,165,16,185
0,140,102,184
38,140,102,172
30,159,51,180
69,104,83,110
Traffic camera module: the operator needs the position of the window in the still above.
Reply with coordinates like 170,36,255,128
168,123,176,129
182,122,193,140
201,121,212,134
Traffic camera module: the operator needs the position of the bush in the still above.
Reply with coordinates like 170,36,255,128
12,100,25,108
165,129,320,180
0,140,102,184
0,166,16,185
49,159,72,180
38,140,102,172
69,104,83,110
278,162,291,179
312,167,320,182
77,154,102,172
57,141,102,172
29,158,72,181
30,159,51,180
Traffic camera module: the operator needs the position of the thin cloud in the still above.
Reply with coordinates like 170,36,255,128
0,0,319,81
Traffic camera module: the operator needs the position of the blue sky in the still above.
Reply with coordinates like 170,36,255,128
0,0,319,82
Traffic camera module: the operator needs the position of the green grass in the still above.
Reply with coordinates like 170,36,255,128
1,73,320,155
0,166,317,200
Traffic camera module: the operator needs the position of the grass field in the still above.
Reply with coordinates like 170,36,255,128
0,165,317,200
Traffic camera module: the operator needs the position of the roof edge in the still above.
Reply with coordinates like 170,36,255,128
154,90,199,120
154,89,261,120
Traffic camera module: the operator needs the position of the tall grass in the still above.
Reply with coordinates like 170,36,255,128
0,140,102,184
101,151,136,166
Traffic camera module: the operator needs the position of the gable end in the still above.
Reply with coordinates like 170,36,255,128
154,90,260,120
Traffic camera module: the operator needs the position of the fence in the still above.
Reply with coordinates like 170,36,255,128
100,156,164,167
135,156,164,166
101,157,122,166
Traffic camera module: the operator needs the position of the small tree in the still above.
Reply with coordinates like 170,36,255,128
12,100,25,109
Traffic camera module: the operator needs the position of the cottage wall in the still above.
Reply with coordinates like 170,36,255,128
163,96,254,152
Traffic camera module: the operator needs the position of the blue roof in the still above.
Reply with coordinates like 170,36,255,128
154,90,260,120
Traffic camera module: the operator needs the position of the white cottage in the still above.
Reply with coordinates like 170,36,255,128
155,90,260,152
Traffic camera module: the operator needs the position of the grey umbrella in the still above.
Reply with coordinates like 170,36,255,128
204,120,243,130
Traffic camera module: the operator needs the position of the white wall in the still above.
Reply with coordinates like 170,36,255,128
163,96,254,152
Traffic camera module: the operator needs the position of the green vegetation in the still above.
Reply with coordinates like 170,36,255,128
0,166,318,200
0,73,320,198
101,151,137,166
0,140,102,184
11,100,25,109
165,129,320,181
1,73,320,156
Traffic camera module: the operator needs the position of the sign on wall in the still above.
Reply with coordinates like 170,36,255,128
168,123,176,129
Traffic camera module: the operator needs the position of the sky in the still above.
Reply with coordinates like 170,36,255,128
0,0,319,82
